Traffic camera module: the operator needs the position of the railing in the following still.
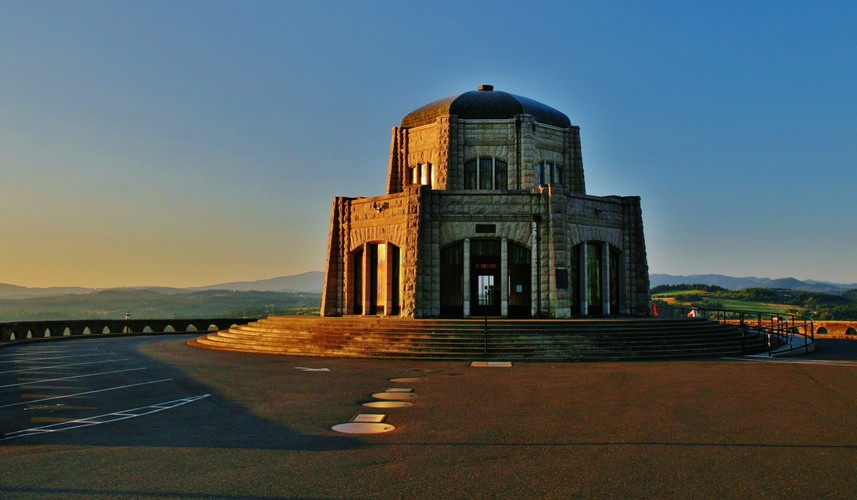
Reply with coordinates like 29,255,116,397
657,305,814,356
0,317,259,343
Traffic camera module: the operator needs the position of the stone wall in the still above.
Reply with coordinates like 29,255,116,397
388,115,585,194
814,321,857,338
326,103,648,318
321,190,419,317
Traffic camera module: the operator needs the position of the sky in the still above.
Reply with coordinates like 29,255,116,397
2,0,856,288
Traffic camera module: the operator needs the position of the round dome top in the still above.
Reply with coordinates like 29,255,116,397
401,85,571,129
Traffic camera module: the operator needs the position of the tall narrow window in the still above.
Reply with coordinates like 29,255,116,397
494,160,508,190
536,161,562,186
586,242,602,315
419,163,433,187
464,160,477,189
479,158,492,190
610,247,620,315
464,157,507,190
441,242,464,317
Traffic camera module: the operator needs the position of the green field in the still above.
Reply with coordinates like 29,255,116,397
652,290,805,315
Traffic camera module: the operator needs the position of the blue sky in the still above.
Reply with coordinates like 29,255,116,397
2,0,856,288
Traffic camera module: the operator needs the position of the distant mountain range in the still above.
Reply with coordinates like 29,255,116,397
650,274,857,294
0,271,324,300
3,271,854,302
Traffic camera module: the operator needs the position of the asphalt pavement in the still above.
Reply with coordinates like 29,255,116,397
2,335,857,499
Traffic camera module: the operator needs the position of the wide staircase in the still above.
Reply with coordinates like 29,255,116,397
188,316,768,361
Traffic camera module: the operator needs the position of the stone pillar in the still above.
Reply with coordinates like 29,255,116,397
581,243,589,316
342,247,352,315
602,242,611,316
500,238,509,317
362,243,371,316
463,237,471,317
384,243,394,316
530,220,539,317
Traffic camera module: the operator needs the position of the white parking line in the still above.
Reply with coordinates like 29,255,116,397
0,353,116,365
0,358,130,375
0,367,148,389
1,394,211,440
0,349,102,358
723,357,857,367
0,378,172,409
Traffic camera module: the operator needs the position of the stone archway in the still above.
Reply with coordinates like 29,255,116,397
350,242,401,316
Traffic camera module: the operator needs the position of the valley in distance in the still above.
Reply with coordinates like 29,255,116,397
2,272,856,322
0,272,324,322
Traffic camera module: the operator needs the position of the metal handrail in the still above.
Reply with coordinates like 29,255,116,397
657,305,814,356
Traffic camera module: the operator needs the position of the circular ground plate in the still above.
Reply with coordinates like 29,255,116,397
371,392,418,401
362,401,413,408
331,422,395,434
389,377,428,383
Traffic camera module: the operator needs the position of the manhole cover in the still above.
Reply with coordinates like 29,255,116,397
372,392,417,401
362,401,413,408
331,422,395,434
390,377,427,383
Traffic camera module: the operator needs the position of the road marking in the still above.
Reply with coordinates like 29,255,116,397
0,348,103,358
0,378,172,409
723,357,857,367
25,405,97,411
0,367,147,389
14,385,81,390
1,394,211,440
0,359,130,375
30,417,77,423
20,393,85,400
0,353,115,365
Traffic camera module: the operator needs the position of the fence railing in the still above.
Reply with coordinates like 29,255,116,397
0,317,258,343
657,305,814,356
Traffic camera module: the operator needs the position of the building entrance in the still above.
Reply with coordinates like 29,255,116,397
472,269,500,316
440,239,531,318
471,240,501,316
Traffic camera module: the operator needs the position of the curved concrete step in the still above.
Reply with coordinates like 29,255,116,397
188,316,767,361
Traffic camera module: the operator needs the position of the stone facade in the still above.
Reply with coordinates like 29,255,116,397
323,86,650,318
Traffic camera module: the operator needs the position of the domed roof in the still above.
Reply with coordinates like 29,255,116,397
401,85,571,129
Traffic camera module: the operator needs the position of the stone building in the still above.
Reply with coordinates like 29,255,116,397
322,85,649,319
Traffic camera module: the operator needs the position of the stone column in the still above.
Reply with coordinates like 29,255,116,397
362,243,371,316
463,238,471,317
384,243,395,316
602,242,611,316
581,243,589,316
531,221,539,317
501,237,509,317
342,247,352,315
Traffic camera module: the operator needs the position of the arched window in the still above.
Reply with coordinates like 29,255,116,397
536,161,562,186
464,157,507,190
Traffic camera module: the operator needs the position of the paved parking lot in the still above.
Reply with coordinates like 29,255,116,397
1,336,206,442
2,336,857,498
